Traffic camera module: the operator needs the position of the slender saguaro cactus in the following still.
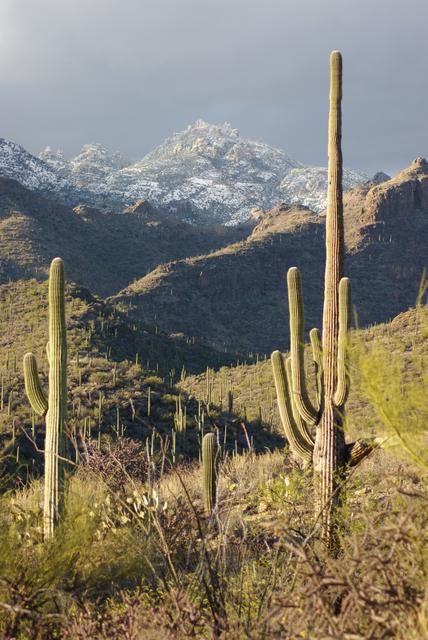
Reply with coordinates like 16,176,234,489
314,50,346,545
24,257,67,539
271,52,373,548
202,433,219,514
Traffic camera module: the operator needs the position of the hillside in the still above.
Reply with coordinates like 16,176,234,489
2,276,425,487
112,205,325,354
0,278,243,378
0,274,426,640
0,178,250,296
112,159,428,353
178,306,428,441
345,156,428,326
0,277,258,481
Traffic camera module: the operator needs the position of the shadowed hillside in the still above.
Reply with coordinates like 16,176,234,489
112,205,325,354
179,305,428,440
0,178,251,296
0,278,276,487
112,159,428,353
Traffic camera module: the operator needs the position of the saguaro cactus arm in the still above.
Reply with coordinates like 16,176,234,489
287,267,319,426
285,357,315,449
271,351,313,464
321,50,344,391
334,277,351,407
23,352,48,416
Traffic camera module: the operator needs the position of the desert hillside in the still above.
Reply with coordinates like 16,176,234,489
112,159,428,353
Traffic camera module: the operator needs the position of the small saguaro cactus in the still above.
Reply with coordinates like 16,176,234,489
23,257,68,539
271,52,373,548
202,432,219,514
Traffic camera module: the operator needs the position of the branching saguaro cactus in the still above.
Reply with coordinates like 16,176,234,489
272,52,373,548
24,257,68,539
202,433,219,514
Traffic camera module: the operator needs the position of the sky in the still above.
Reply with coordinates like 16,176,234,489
0,0,427,176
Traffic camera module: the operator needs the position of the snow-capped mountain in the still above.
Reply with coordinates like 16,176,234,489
0,139,67,192
280,166,369,213
102,120,302,223
0,121,370,224
40,143,130,191
38,146,70,178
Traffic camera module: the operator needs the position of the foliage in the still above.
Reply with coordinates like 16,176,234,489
355,300,428,471
0,449,427,639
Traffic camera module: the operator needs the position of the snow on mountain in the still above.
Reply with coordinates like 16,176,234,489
40,143,130,191
102,120,303,223
0,139,67,192
68,144,130,189
280,166,369,213
0,122,370,224
39,146,70,178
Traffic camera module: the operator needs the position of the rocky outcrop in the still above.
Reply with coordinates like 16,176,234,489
364,157,428,223
344,156,428,251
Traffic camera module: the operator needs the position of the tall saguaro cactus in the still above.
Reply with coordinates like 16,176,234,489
272,52,372,547
24,257,68,539
202,433,219,514
315,50,346,543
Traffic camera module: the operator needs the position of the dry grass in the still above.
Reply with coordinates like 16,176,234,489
0,445,427,639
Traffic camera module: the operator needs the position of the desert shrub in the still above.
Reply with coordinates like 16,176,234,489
355,303,428,471
0,439,426,639
82,438,147,489
143,376,164,386
0,474,155,639
266,483,428,639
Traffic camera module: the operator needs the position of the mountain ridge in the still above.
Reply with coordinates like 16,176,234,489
0,177,251,296
110,158,428,353
1,121,370,224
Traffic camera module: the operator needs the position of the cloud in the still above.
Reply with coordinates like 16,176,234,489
0,0,427,174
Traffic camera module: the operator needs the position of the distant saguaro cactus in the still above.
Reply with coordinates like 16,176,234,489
202,433,219,514
24,257,68,539
272,52,373,548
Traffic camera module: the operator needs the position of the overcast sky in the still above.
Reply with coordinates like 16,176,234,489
0,0,427,175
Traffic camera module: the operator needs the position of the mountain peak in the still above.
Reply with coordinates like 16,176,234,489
0,139,66,191
411,156,428,171
389,156,428,183
71,143,129,169
40,145,65,159
186,119,239,136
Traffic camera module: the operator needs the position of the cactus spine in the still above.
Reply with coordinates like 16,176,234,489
271,52,372,548
202,433,218,514
24,257,67,539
